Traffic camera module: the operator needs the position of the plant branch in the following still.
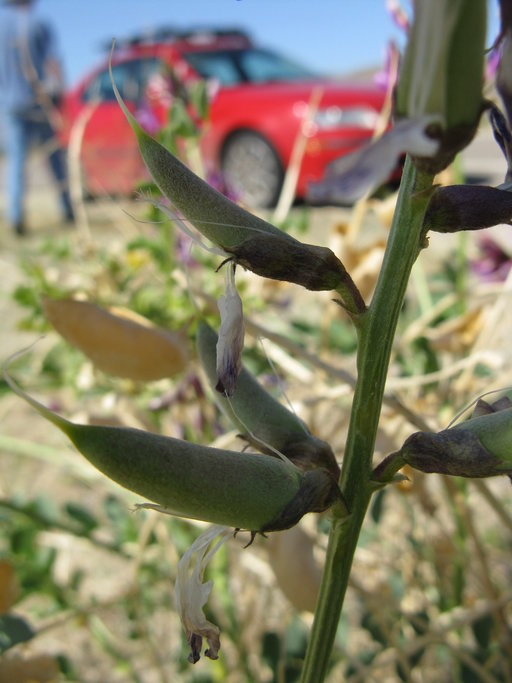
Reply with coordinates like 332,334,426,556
300,157,435,683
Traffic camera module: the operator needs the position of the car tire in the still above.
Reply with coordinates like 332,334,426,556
221,131,284,208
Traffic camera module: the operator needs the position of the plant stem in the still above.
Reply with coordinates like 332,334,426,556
300,157,434,683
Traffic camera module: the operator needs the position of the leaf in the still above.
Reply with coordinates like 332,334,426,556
0,614,34,653
190,80,209,120
64,502,98,532
370,488,386,524
472,613,494,652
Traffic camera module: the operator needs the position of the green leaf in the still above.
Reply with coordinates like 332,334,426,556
64,502,98,532
168,99,196,138
262,631,281,680
190,80,209,120
0,614,35,653
361,610,389,646
472,613,494,652
370,488,386,524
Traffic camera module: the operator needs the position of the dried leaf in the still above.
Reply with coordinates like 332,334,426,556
267,525,321,612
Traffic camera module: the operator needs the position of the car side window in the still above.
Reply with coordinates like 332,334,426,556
135,57,161,92
183,52,242,86
82,58,161,103
239,49,313,83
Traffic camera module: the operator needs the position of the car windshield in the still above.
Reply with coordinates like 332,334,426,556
182,47,316,86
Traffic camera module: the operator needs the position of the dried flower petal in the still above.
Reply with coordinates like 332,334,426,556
174,525,233,663
216,262,244,397
307,117,439,204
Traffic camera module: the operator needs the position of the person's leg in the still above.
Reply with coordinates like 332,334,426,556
38,118,74,222
4,111,28,234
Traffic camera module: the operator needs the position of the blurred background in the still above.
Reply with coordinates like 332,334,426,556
37,0,414,87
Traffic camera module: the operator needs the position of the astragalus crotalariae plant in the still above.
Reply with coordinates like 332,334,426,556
5,1,512,679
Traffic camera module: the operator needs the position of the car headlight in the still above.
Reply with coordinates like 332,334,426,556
314,105,379,130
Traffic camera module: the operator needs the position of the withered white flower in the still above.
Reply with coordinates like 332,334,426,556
216,261,244,397
174,525,234,663
307,116,440,205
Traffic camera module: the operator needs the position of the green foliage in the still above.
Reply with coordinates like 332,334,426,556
262,618,310,683
0,614,35,653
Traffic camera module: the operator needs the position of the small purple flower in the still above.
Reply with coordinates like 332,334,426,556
175,230,200,268
135,103,161,136
206,168,241,203
472,235,512,282
486,46,501,82
373,40,401,92
386,0,410,32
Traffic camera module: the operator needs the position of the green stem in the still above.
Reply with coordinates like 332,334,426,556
300,157,434,683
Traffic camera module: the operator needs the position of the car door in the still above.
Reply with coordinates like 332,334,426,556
79,58,162,196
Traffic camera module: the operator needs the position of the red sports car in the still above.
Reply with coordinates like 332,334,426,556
61,28,387,207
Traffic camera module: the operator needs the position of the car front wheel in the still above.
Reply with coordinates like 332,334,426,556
221,131,284,208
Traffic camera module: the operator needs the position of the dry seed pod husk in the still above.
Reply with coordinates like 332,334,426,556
266,525,321,612
42,297,189,381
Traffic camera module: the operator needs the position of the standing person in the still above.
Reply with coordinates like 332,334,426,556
0,0,73,236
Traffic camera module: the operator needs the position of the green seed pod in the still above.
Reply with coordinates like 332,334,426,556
452,406,512,463
395,0,487,173
497,11,512,128
109,49,364,312
4,361,339,532
423,185,512,234
196,320,340,478
400,407,512,478
109,50,295,251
